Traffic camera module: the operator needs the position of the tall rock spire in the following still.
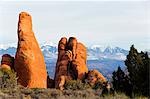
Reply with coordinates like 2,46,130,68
14,12,47,88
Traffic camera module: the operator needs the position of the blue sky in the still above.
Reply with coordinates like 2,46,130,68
0,0,149,50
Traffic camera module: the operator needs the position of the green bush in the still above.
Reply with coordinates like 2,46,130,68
0,68,18,90
64,80,90,90
92,80,104,90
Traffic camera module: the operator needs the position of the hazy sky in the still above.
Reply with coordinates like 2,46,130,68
0,0,149,50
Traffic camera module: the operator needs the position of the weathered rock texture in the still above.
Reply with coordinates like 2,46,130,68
54,37,88,90
14,12,47,88
86,69,107,86
0,54,14,70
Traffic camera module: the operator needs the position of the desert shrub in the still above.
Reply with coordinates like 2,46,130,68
0,88,148,99
0,68,18,90
102,92,129,99
64,80,90,90
92,80,104,90
20,88,33,95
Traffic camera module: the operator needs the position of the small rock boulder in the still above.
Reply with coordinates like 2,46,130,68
0,54,14,70
86,69,107,86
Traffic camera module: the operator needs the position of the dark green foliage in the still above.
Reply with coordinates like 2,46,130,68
112,66,132,97
112,66,125,92
64,80,91,90
125,45,150,96
0,68,18,90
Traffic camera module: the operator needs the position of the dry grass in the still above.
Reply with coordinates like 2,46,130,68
0,88,149,99
0,69,148,99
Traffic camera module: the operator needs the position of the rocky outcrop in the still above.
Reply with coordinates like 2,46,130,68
0,54,14,70
14,12,47,88
86,69,107,86
54,37,88,90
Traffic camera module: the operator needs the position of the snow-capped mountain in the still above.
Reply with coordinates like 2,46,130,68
0,43,128,61
87,45,128,60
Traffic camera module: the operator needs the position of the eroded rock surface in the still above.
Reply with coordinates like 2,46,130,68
54,37,88,90
14,12,47,88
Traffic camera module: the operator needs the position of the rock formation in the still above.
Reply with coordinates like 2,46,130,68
14,12,47,88
72,43,88,79
54,37,88,90
86,69,107,86
54,37,73,89
0,54,14,70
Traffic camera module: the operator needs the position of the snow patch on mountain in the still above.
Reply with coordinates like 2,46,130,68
90,45,107,52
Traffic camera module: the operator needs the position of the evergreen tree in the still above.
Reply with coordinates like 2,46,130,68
112,66,133,97
125,45,150,96
112,66,125,92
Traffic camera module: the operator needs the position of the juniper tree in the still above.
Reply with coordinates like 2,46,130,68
125,45,149,96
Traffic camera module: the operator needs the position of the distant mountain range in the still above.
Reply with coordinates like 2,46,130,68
0,42,129,80
0,42,129,60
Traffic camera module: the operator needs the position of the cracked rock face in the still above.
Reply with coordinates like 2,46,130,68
54,37,88,90
14,12,47,88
